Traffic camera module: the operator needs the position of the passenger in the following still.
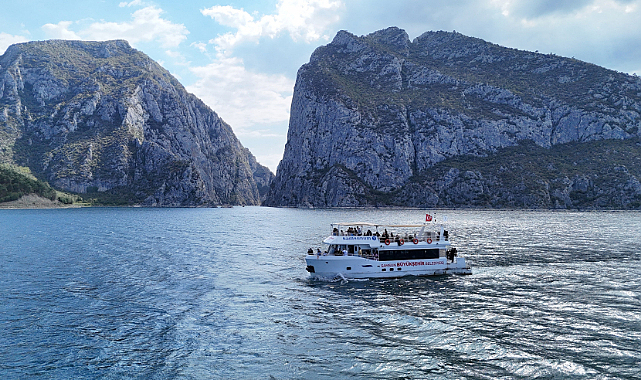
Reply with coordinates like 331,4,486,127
375,231,380,237
316,248,321,258
357,226,362,236
342,248,348,256
333,227,339,236
447,248,457,261
308,248,313,254
340,229,345,236
366,229,372,236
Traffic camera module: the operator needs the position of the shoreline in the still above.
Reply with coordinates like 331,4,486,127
0,194,83,209
1,194,639,211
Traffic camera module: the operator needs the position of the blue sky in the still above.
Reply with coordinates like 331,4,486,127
2,0,640,172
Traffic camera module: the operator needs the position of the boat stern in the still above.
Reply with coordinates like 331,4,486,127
446,257,472,275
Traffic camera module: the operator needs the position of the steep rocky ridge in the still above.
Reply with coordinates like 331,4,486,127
265,27,641,209
0,40,272,206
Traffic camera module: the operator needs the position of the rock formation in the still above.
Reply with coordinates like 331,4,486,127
265,27,641,209
0,40,272,206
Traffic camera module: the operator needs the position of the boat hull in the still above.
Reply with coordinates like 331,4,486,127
305,255,471,279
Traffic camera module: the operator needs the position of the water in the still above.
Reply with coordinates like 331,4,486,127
0,207,639,379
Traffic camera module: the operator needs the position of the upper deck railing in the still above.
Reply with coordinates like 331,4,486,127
330,230,449,243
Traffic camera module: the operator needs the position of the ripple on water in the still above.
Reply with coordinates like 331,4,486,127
0,208,639,379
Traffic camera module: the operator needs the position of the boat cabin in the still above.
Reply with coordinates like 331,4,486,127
320,222,451,261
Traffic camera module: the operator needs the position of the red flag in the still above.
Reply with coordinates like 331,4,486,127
426,214,432,222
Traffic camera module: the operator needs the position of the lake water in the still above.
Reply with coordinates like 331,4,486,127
1,207,639,379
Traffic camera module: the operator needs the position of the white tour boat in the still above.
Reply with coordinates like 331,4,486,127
306,217,471,279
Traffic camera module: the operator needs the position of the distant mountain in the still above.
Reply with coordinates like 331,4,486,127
0,39,273,206
265,27,641,209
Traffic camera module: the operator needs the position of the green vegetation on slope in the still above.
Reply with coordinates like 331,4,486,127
0,165,57,202
420,138,641,209
0,165,83,204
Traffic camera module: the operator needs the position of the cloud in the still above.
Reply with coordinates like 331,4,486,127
41,21,81,40
503,0,594,18
119,0,147,7
41,6,188,48
252,150,286,174
186,55,292,172
0,32,29,54
201,0,343,55
186,55,294,132
189,0,344,166
191,41,208,53
480,0,641,73
494,0,638,19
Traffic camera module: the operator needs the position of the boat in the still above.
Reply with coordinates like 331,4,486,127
305,216,471,279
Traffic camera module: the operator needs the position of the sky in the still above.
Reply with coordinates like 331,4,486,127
1,0,640,172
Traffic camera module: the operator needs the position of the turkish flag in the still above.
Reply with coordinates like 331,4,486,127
426,214,432,221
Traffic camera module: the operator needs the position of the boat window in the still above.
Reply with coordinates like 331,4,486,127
378,249,440,261
346,267,351,270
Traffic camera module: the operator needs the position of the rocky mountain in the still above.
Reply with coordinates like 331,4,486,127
0,39,272,206
264,27,641,209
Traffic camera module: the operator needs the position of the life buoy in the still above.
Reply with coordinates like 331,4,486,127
385,239,390,245
427,238,432,244
399,239,404,246
413,238,418,244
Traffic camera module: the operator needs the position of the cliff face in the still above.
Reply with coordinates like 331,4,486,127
265,27,641,209
0,40,272,206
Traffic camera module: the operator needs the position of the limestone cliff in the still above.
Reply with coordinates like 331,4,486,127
265,28,641,209
0,40,272,206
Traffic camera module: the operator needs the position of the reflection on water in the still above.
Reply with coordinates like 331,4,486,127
0,207,639,379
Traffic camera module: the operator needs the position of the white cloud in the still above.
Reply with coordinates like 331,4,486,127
479,0,641,73
191,41,208,53
41,21,81,40
201,0,343,55
0,32,29,54
186,55,292,172
119,0,147,7
254,151,286,174
191,0,344,170
494,0,638,20
202,5,255,29
187,55,294,132
41,6,188,48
